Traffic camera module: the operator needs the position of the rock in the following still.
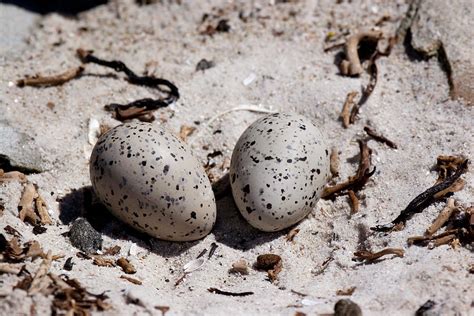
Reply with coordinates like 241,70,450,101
0,121,47,173
410,0,474,105
196,59,215,72
69,217,102,254
334,299,362,316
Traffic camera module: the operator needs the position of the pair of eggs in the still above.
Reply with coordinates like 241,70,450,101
90,113,330,241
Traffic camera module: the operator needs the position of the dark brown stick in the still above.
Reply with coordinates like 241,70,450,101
364,126,398,149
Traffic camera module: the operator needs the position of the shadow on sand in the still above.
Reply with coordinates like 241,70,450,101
58,176,284,258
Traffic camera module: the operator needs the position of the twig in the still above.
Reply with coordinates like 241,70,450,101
350,55,379,123
348,190,360,214
208,242,218,259
353,248,404,262
372,159,468,232
407,228,460,246
339,31,382,76
340,91,358,128
330,147,340,177
17,66,84,87
426,198,456,236
364,126,398,149
322,140,375,198
285,228,300,242
208,288,254,297
120,275,142,285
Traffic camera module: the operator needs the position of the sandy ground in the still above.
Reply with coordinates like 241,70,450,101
0,0,473,315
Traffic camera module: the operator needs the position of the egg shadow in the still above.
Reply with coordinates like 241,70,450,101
210,173,285,250
58,186,197,257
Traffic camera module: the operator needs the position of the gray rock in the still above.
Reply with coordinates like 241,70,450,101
0,121,47,173
410,0,474,105
69,217,103,254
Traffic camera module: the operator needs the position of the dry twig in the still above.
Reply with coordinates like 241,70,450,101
353,248,404,262
330,147,340,177
339,31,382,76
336,286,356,296
340,91,358,128
322,140,374,198
120,275,142,285
364,126,398,149
285,228,300,242
17,66,84,87
348,190,360,214
116,257,136,274
426,198,457,236
208,288,254,297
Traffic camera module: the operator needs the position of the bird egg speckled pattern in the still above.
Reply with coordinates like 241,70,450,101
230,113,330,231
90,122,216,241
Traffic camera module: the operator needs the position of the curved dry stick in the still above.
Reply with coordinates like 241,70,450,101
340,31,383,76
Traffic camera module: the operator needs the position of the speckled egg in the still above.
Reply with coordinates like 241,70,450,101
90,122,216,241
229,113,330,232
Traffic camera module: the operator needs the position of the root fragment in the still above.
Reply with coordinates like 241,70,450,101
339,31,382,76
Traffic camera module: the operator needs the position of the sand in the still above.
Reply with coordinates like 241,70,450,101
0,0,473,315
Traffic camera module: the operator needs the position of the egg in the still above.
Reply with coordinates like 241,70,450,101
229,113,330,232
90,122,216,241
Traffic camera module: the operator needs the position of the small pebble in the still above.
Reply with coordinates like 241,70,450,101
63,257,74,271
68,217,103,254
334,299,362,316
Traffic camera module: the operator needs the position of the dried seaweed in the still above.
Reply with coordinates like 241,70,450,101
208,288,254,296
256,254,282,282
322,140,375,198
179,125,196,142
313,255,334,276
208,242,218,259
93,256,116,267
17,66,84,87
3,237,44,262
28,251,52,295
77,48,179,122
372,159,468,232
435,155,466,183
426,198,456,236
0,169,27,183
103,245,121,256
339,31,382,76
330,147,340,177
155,306,170,316
18,183,38,225
353,248,404,262
340,91,358,128
364,126,398,149
348,190,360,214
285,228,300,242
230,259,249,275
4,225,22,238
336,286,356,296
18,182,52,226
50,273,110,314
350,54,379,123
415,300,436,316
116,257,136,274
